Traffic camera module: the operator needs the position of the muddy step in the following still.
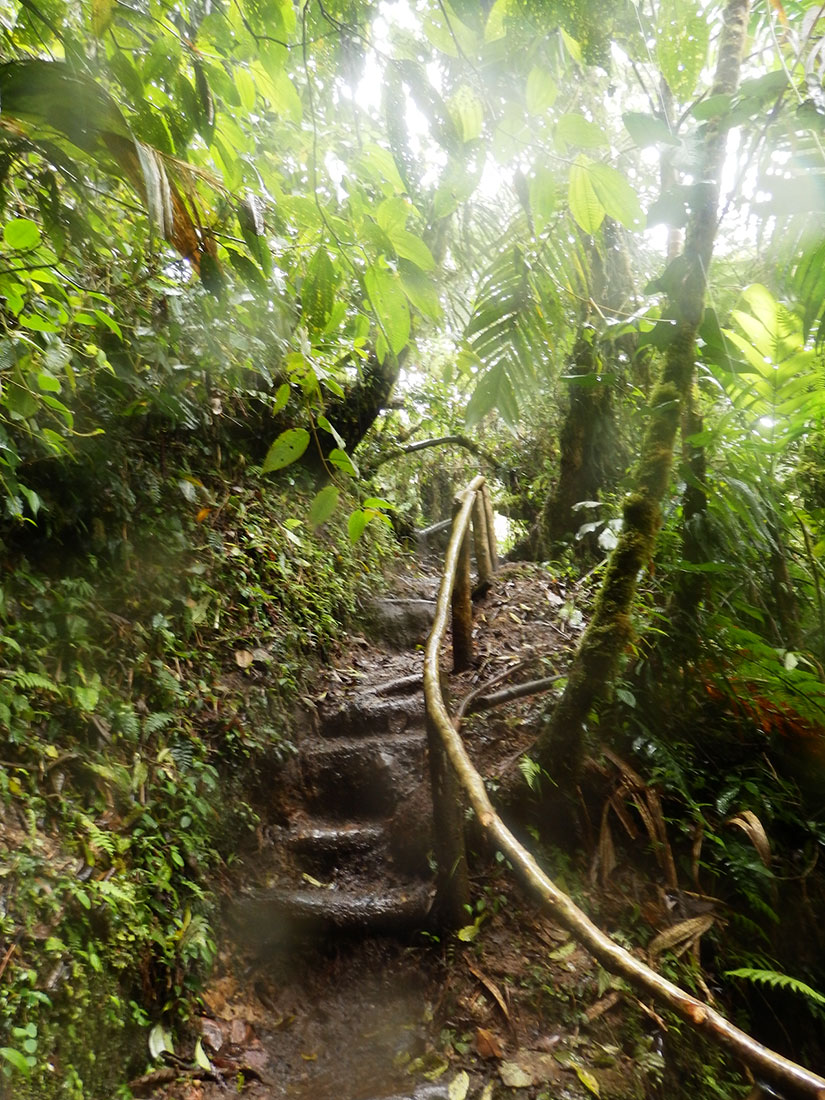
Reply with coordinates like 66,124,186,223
301,732,427,819
230,882,434,948
286,821,388,878
364,598,436,649
319,691,425,739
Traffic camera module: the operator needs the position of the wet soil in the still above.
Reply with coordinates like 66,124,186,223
140,560,674,1100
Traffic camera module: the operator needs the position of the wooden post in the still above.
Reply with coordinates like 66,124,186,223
426,707,470,927
481,482,498,571
472,491,494,593
451,496,473,672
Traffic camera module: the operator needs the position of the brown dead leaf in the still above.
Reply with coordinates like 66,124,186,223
727,809,771,867
200,1017,224,1052
648,914,715,961
476,1027,504,1059
466,958,511,1029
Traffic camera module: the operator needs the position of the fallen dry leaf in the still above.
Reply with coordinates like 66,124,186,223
476,1027,504,1059
200,1017,224,1052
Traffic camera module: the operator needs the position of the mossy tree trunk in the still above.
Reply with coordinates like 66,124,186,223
531,0,750,790
533,222,635,562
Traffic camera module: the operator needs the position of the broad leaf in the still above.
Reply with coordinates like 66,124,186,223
656,0,710,100
623,111,678,147
526,67,557,114
568,157,605,234
588,163,643,229
262,428,311,473
309,485,339,528
556,113,608,151
365,265,410,356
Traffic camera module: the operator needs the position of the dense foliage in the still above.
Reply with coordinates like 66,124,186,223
4,0,825,1093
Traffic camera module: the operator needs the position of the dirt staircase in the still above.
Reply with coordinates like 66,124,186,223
230,586,441,952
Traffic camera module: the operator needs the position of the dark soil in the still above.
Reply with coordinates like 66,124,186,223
136,560,743,1100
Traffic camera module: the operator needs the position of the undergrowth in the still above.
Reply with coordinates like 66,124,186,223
0,434,392,1098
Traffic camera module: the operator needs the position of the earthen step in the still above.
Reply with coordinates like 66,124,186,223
301,732,427,819
286,821,388,877
230,882,434,948
319,692,425,739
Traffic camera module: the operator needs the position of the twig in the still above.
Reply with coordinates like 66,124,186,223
0,939,17,981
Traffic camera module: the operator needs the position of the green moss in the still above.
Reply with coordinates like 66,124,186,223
0,453,393,1097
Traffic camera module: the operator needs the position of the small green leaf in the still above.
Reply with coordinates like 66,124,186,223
262,428,310,473
574,1064,601,1096
526,66,557,114
448,1070,470,1100
457,924,479,942
623,111,678,147
390,228,435,271
691,94,731,120
0,1048,31,1075
348,509,369,543
148,1022,174,1060
36,372,61,393
272,382,290,415
303,248,338,332
365,264,410,356
560,27,582,62
3,218,41,251
194,1038,212,1071
556,113,608,150
18,313,59,333
328,448,358,476
399,262,442,321
588,163,643,229
309,485,339,528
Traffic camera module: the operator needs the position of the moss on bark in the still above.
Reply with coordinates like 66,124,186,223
530,0,751,793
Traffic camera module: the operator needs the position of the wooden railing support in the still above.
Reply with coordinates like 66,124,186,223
426,704,470,927
472,491,494,593
480,482,498,572
451,496,474,672
425,474,488,927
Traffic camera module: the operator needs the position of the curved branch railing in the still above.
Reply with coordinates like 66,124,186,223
423,476,825,1100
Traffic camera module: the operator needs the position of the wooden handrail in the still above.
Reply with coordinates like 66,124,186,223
423,477,825,1100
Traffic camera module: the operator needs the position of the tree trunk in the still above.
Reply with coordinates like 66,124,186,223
533,221,634,561
531,0,751,790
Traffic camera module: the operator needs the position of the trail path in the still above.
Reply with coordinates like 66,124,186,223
139,559,679,1100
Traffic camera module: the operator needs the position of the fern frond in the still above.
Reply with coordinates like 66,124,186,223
5,671,60,693
144,711,175,736
726,968,825,1009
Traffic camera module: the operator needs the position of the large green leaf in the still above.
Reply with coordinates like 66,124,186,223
262,428,311,473
656,0,710,100
302,248,339,332
309,485,340,528
588,164,643,230
465,359,519,430
364,265,410,356
568,157,604,234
